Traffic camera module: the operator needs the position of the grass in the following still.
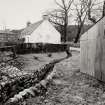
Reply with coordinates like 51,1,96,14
0,52,67,82
25,51,105,105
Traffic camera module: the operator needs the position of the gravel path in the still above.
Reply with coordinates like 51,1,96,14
25,51,105,105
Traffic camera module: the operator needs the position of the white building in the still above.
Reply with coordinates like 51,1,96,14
80,17,105,81
21,16,61,44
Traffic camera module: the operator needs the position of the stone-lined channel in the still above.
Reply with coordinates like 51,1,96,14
0,58,65,105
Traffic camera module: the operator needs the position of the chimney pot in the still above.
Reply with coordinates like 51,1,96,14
27,21,31,27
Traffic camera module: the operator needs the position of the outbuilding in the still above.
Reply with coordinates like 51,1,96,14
80,17,105,81
20,16,61,44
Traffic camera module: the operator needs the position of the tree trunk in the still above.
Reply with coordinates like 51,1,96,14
88,9,96,24
64,23,67,42
65,44,72,58
64,12,68,42
102,1,105,17
74,26,82,43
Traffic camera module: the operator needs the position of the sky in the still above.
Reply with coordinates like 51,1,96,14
0,0,103,30
0,0,56,30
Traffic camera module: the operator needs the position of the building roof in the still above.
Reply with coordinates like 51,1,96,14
21,20,43,35
0,29,17,35
80,17,104,37
11,29,24,34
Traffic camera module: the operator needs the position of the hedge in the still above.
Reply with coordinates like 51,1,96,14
15,43,67,54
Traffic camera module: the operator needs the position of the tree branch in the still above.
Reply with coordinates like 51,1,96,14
49,19,64,26
61,0,66,10
49,14,65,19
55,0,65,9
67,0,74,11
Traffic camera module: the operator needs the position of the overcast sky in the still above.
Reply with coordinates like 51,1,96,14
0,0,103,30
0,0,56,30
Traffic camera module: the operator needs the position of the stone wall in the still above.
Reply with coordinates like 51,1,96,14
0,60,57,104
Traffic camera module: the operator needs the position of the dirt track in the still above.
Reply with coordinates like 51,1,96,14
25,51,105,105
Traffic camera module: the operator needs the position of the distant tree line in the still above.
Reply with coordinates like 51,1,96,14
55,24,92,42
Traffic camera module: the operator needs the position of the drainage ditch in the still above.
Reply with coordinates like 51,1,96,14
0,58,65,105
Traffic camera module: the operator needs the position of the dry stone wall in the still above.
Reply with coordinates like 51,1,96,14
0,59,59,104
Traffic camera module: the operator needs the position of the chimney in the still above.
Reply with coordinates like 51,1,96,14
42,15,49,20
27,21,31,27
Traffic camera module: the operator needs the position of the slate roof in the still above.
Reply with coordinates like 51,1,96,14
0,30,17,35
11,29,24,34
21,20,43,35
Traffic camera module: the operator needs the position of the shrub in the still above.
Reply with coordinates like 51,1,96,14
16,43,67,54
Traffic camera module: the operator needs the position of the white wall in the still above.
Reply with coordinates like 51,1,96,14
80,22,99,76
26,20,61,44
80,17,105,81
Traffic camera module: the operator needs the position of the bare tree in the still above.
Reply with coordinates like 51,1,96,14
74,0,88,43
46,0,74,42
46,0,102,44
46,9,65,41
45,0,74,57
74,0,99,43
87,0,97,23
